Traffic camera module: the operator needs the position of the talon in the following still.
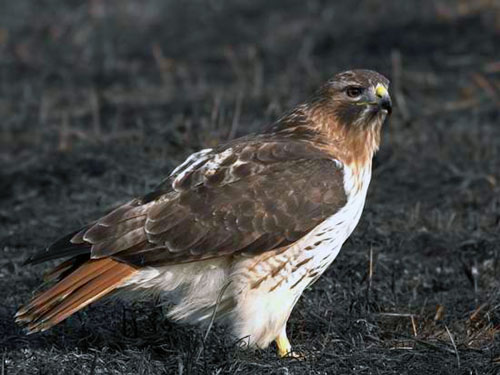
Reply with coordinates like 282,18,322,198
284,351,305,360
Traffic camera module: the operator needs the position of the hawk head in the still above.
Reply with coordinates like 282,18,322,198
316,69,392,129
270,69,391,164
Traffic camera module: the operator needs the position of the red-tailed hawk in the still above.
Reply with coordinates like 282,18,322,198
16,69,392,357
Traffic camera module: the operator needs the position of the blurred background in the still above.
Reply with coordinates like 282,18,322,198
0,1,499,374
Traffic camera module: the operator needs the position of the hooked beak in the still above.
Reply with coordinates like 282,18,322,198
375,83,392,115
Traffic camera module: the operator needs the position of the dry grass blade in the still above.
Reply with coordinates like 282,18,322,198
444,324,460,368
228,92,243,140
390,49,410,122
471,72,500,104
411,315,418,337
196,281,233,362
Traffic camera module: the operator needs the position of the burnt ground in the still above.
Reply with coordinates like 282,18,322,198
0,0,499,374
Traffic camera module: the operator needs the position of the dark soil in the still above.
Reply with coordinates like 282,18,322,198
1,1,499,374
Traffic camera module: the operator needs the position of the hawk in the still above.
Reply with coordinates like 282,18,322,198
16,69,392,357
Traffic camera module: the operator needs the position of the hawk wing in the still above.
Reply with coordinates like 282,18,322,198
27,137,347,267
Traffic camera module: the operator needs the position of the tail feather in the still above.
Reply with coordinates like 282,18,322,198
42,255,88,282
16,258,137,333
27,260,115,312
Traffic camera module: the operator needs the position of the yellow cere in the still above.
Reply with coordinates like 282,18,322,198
375,83,388,98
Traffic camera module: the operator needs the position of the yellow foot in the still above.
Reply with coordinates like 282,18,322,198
276,332,291,357
275,333,304,359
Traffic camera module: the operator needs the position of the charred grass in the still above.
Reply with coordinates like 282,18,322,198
0,0,499,374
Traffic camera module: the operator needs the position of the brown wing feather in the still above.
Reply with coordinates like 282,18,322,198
117,141,345,265
26,138,346,268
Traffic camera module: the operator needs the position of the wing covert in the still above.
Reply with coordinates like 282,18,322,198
27,138,347,267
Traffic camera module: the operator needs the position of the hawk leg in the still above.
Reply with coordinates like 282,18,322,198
276,333,291,357
275,325,302,358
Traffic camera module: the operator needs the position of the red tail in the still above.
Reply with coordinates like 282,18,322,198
16,258,137,333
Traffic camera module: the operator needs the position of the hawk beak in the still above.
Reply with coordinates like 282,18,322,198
375,84,392,115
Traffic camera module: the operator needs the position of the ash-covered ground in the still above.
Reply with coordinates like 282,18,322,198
0,1,499,374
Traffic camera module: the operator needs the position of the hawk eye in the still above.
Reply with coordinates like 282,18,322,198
345,86,363,98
